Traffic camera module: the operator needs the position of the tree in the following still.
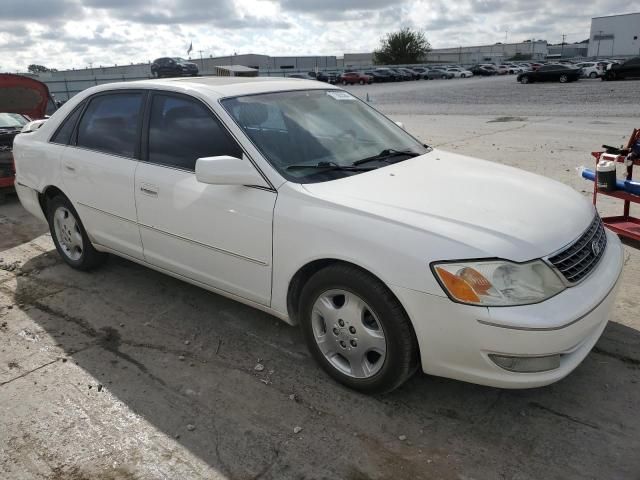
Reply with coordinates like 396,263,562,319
373,28,431,65
27,64,57,74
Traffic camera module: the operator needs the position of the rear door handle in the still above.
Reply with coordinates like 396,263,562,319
64,163,76,172
140,183,158,196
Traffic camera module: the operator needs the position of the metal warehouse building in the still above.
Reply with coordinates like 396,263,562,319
425,41,548,64
587,12,640,57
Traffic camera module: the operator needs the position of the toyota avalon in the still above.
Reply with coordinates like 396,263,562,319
11,77,624,393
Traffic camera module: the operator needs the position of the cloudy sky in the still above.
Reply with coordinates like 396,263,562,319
0,0,637,71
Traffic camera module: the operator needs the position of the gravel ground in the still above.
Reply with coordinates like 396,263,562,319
1,77,639,480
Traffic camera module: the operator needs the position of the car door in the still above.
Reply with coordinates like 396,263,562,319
134,92,276,305
623,58,640,78
61,91,145,260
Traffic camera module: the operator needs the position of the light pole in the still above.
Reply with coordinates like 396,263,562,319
198,50,204,70
596,30,603,57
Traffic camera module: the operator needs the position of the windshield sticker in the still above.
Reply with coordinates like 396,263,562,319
327,91,356,100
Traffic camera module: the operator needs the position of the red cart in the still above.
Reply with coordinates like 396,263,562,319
592,128,640,242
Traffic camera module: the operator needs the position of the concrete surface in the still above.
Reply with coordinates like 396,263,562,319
1,76,639,480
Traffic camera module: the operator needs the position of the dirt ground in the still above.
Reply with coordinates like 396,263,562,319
1,76,639,480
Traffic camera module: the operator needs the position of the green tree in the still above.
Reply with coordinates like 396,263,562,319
27,64,56,74
373,28,431,65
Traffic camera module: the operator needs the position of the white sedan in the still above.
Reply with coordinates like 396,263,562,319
12,77,623,393
445,68,474,78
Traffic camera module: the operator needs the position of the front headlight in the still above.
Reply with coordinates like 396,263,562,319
431,259,566,306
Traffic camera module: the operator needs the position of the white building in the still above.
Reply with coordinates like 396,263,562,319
426,41,548,64
587,13,640,57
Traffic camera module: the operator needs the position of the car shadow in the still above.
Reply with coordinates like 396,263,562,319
0,194,48,252
9,251,640,479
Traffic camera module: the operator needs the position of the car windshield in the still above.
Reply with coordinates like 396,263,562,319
222,89,429,183
0,113,28,129
172,57,188,63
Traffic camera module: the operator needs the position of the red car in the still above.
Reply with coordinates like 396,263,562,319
529,63,544,71
338,72,372,85
0,74,55,202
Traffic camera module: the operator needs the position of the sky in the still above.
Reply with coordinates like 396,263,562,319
0,0,637,72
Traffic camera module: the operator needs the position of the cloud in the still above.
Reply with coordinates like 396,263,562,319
0,0,632,72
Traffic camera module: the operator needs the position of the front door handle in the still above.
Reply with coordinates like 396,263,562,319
64,163,76,172
140,183,158,196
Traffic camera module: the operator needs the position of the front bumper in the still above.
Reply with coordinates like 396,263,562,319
391,229,625,388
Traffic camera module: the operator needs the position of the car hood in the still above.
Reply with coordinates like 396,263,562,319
0,74,52,119
301,149,594,262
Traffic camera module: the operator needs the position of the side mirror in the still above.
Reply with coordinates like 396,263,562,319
195,155,269,187
394,121,405,130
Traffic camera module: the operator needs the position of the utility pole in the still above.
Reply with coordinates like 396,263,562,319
596,30,603,57
560,34,566,57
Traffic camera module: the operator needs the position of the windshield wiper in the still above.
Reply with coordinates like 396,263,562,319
286,162,375,172
352,148,421,166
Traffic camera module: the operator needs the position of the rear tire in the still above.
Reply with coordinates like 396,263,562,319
47,195,108,271
299,264,419,394
559,74,568,83
589,72,597,79
521,76,530,84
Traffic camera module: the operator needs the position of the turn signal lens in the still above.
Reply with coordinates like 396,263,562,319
435,267,480,303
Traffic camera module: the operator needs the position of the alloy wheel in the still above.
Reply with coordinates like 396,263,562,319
53,206,83,261
311,289,386,379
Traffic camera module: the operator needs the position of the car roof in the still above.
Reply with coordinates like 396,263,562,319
76,76,339,100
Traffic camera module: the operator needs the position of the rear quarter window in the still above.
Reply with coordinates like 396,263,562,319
50,104,84,145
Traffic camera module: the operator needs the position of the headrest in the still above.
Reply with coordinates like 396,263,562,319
237,102,268,127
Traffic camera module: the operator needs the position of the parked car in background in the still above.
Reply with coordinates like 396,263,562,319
445,67,473,78
426,69,454,79
409,67,431,79
495,65,510,75
13,77,624,394
0,112,28,202
0,74,54,202
338,72,372,85
151,57,199,78
576,62,603,78
517,64,582,84
387,68,412,81
501,64,524,74
602,57,640,81
374,68,401,81
305,71,336,84
470,65,496,76
529,63,544,71
398,68,421,80
364,70,392,82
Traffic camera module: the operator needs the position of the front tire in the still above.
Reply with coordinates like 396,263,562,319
521,75,530,84
589,72,597,78
559,74,568,83
47,195,107,270
299,264,419,394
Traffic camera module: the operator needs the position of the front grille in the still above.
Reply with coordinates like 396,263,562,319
548,215,607,284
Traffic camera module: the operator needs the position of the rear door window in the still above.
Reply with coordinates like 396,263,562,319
51,104,84,145
146,94,243,171
76,92,144,158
